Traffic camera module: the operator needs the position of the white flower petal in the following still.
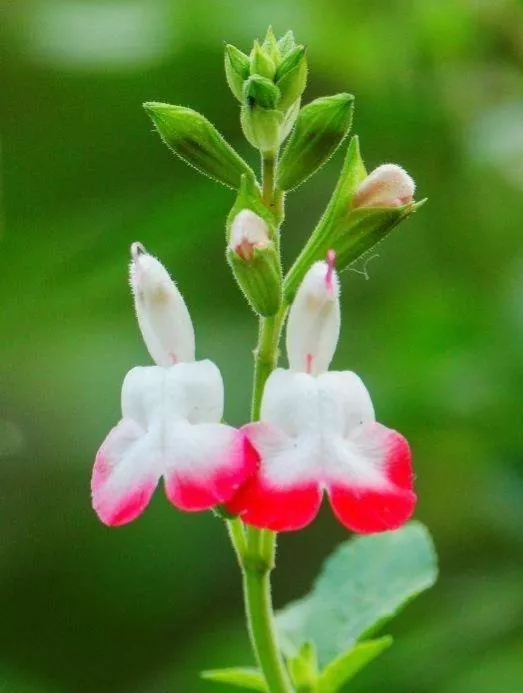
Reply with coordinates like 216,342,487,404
286,260,340,375
130,243,195,366
352,164,415,209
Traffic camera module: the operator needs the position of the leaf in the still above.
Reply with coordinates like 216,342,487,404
317,637,393,693
276,522,438,667
201,667,268,691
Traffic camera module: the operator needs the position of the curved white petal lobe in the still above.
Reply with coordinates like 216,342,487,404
286,260,340,375
130,243,195,366
229,209,270,261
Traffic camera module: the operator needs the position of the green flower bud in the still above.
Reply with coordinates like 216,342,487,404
226,175,282,317
241,77,283,153
143,102,253,189
250,40,276,80
284,136,424,302
277,93,355,191
277,29,296,57
262,26,280,63
275,45,308,111
243,75,280,110
224,44,250,102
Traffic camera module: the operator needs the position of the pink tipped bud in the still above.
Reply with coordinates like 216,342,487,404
229,209,270,261
286,259,341,376
129,242,195,367
352,164,415,209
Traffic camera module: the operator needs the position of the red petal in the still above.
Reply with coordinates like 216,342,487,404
328,428,416,533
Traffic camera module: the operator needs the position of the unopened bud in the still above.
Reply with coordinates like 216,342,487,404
224,44,250,102
286,251,340,376
277,93,354,191
130,242,195,367
352,164,415,209
250,40,276,80
227,210,282,317
275,45,307,111
143,102,253,189
229,209,270,261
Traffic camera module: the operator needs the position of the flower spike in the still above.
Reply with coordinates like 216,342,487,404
130,242,195,366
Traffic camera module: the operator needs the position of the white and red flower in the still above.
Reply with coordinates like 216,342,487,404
227,252,416,533
91,243,254,526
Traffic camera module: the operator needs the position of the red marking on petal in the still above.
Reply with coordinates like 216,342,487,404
325,249,336,291
165,432,257,512
226,473,322,532
305,353,313,374
91,446,157,527
327,429,416,533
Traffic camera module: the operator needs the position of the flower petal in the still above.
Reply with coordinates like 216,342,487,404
91,419,160,526
261,369,321,437
226,422,323,531
327,423,416,533
286,259,340,375
164,424,255,511
317,370,375,435
130,243,195,366
122,361,224,426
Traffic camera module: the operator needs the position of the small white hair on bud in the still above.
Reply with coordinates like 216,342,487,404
352,164,415,209
286,256,341,376
229,209,270,261
129,242,195,367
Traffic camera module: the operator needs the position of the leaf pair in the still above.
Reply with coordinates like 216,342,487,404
202,523,438,692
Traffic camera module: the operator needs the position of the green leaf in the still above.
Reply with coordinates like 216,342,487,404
317,637,393,693
143,102,254,189
276,522,438,667
277,93,354,191
201,667,268,692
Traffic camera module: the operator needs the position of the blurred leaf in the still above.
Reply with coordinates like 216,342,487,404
201,667,267,691
317,637,393,693
277,522,437,666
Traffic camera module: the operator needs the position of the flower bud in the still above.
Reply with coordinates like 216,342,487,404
143,102,253,189
129,242,195,366
352,164,415,209
261,26,280,63
227,210,282,317
277,30,296,57
275,45,307,111
224,44,250,102
286,251,340,376
250,40,276,80
241,77,284,154
277,93,354,191
284,137,424,303
243,75,280,110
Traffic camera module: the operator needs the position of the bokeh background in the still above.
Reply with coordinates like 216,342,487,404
2,0,523,691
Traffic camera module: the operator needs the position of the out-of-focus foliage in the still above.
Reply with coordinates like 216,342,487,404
1,1,523,692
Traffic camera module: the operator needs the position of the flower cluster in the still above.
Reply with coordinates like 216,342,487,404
92,208,416,533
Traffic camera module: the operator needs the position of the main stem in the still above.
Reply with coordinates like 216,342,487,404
227,153,294,693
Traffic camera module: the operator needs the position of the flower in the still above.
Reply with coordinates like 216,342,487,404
91,243,254,526
227,251,416,533
352,163,415,209
229,209,271,261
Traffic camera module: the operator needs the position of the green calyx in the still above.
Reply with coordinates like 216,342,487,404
284,136,424,302
143,102,253,189
277,93,354,192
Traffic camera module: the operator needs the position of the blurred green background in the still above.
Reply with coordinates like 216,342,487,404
2,0,523,691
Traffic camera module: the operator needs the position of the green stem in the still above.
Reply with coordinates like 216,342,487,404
226,152,294,693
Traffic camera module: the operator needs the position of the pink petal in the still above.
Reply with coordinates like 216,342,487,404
91,419,160,526
164,425,256,511
225,422,323,531
327,423,416,533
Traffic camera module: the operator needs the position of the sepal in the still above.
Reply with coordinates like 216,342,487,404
287,642,319,692
277,93,354,191
250,40,276,80
225,44,251,102
275,45,308,111
284,136,423,302
201,667,267,691
316,637,393,693
143,102,254,189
